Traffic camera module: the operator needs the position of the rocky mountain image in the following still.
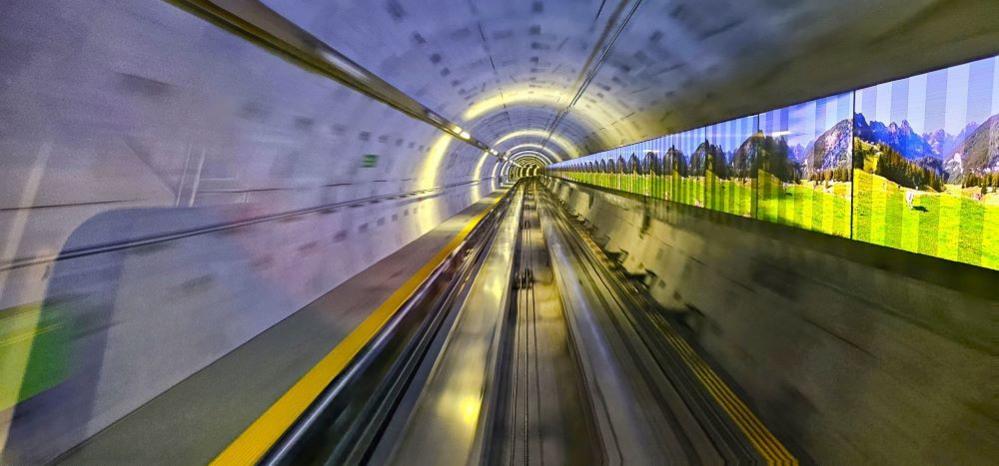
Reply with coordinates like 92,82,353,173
730,133,765,178
944,113,999,180
923,128,953,156
803,119,852,174
947,123,980,156
854,113,936,159
728,132,800,182
650,111,998,184
915,156,947,177
854,112,999,181
663,146,688,176
691,140,724,175
721,119,850,180
790,144,806,162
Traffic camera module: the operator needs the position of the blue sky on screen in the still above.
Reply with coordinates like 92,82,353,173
760,92,852,148
705,115,757,153
556,55,998,168
856,55,998,135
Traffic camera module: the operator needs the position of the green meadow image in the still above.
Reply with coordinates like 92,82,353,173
755,93,854,237
853,56,999,269
674,117,757,217
550,55,998,271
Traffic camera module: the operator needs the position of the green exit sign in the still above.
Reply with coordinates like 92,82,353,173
361,154,378,168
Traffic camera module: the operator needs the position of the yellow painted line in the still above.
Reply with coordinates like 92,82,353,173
0,322,62,347
578,223,797,465
660,327,796,464
211,193,507,465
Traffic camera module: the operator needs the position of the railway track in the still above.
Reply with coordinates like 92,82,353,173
267,178,798,465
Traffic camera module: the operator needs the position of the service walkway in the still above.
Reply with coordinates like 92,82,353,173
59,190,508,464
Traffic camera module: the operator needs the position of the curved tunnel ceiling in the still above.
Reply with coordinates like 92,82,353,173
264,0,998,164
510,151,550,166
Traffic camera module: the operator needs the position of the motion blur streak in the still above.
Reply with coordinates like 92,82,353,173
0,1,492,462
418,133,456,191
1,0,998,464
470,153,492,202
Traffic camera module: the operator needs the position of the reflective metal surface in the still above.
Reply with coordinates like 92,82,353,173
488,183,601,465
0,0,995,463
382,186,524,465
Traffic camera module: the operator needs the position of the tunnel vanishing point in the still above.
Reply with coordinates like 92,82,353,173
1,1,998,465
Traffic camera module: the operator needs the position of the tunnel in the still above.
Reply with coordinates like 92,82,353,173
0,0,997,464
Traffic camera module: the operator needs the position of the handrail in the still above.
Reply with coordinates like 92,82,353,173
165,0,507,162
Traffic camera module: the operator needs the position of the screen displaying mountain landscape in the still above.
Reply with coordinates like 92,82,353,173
758,93,853,237
702,115,759,217
668,127,708,207
662,133,684,203
853,56,999,269
549,55,998,271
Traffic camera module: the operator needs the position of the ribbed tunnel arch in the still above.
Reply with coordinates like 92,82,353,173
264,0,998,182
509,158,544,178
509,152,551,169
1,1,998,464
510,150,556,165
492,129,577,160
503,143,563,163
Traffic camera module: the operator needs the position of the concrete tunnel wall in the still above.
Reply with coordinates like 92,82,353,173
2,0,998,461
263,0,999,155
547,179,996,465
0,1,501,460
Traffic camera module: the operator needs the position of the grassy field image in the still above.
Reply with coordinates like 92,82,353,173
754,93,854,237
854,169,999,269
663,116,760,216
705,172,753,217
853,137,999,269
852,56,999,270
551,56,999,271
757,171,852,237
666,174,706,208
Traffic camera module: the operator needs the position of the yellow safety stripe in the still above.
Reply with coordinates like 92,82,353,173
578,230,796,465
211,194,505,465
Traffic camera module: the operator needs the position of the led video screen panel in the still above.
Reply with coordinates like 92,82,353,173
666,127,708,207
623,143,642,194
610,147,627,191
651,136,669,200
550,55,998,271
662,133,681,203
758,93,854,237
702,115,759,217
636,139,655,197
853,56,999,269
